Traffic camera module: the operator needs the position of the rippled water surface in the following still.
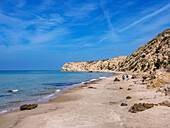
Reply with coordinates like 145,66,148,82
0,70,114,114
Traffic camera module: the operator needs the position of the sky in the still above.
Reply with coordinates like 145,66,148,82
0,0,170,70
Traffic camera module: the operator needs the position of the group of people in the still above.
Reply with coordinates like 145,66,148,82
122,74,129,81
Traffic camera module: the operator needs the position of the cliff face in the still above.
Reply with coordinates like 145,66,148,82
61,29,170,73
119,29,170,73
61,56,127,72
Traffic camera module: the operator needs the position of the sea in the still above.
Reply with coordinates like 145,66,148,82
0,70,114,114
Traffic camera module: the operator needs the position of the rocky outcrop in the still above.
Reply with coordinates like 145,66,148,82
20,104,38,111
61,29,169,74
61,56,127,72
129,103,158,113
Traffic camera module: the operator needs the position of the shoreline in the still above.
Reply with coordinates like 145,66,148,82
0,73,169,128
0,72,115,116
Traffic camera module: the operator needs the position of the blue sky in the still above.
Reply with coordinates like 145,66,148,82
0,0,170,70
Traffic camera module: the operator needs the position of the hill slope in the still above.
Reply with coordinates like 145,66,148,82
61,29,170,73
119,29,170,73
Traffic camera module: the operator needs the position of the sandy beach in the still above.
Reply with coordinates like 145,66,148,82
0,74,170,128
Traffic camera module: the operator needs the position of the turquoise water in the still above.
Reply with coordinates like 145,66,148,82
0,70,114,114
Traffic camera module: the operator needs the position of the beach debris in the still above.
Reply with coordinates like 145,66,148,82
120,103,128,106
129,103,157,113
139,98,143,100
159,101,170,107
88,86,97,89
114,78,120,81
109,101,117,105
119,87,123,89
126,96,132,99
53,89,60,93
129,85,134,87
20,104,38,111
127,88,132,91
8,89,18,93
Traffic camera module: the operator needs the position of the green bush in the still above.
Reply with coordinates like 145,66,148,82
134,68,137,71
141,55,145,58
154,59,163,69
141,64,146,70
155,46,162,53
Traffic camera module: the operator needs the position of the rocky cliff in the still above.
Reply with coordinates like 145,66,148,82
61,56,127,72
61,29,170,73
119,29,170,73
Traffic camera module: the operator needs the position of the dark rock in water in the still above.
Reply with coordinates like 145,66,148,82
159,101,170,107
129,103,157,113
88,71,93,73
8,89,18,93
119,87,123,89
120,103,128,106
20,104,38,111
127,88,132,90
126,96,132,99
114,78,120,81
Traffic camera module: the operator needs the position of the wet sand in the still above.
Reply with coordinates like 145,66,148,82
0,74,170,128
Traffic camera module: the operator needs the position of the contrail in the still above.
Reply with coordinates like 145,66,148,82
120,3,170,32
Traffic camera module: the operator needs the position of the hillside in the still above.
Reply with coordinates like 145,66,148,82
119,29,170,73
61,56,127,72
61,29,170,73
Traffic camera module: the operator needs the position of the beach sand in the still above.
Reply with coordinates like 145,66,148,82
0,74,170,128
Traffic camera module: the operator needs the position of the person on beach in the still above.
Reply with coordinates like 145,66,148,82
126,75,129,80
122,75,125,80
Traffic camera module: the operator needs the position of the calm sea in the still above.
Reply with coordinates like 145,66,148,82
0,70,114,114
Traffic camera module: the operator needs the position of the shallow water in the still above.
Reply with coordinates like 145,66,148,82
0,70,114,114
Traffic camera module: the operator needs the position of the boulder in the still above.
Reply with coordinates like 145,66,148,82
147,79,165,89
126,96,132,99
8,89,18,93
142,75,149,80
20,104,38,111
88,86,97,89
114,78,120,81
159,101,170,107
119,87,123,89
120,103,128,106
129,103,157,113
127,88,132,90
